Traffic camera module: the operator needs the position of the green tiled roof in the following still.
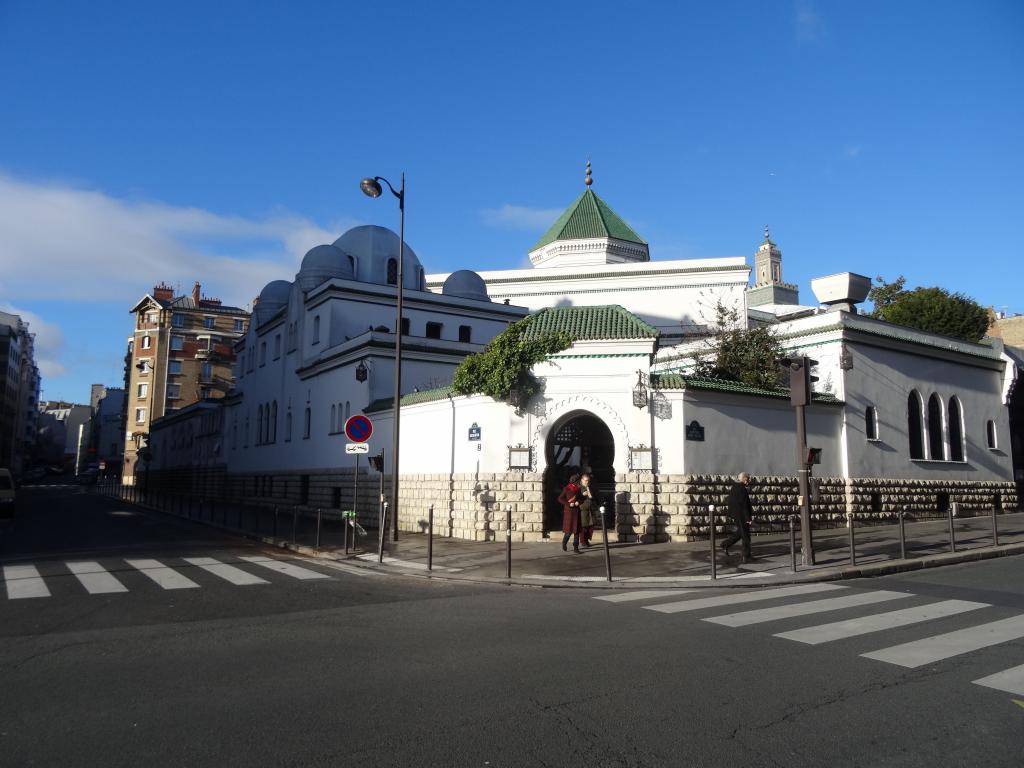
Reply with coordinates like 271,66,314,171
651,373,843,404
522,305,658,341
531,189,646,251
364,386,455,414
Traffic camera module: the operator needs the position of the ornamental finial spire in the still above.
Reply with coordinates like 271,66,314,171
764,224,771,243
585,159,593,187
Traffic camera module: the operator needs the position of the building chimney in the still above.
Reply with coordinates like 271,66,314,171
192,282,201,305
153,283,173,302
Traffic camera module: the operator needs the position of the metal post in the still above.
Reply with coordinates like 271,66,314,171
273,505,279,538
291,506,298,544
992,504,999,547
353,454,359,536
343,510,350,555
505,505,512,580
315,507,322,549
378,501,388,563
788,515,798,572
427,503,434,571
949,502,957,553
898,509,907,560
709,503,717,581
390,173,405,544
600,504,612,582
847,512,856,566
795,403,815,566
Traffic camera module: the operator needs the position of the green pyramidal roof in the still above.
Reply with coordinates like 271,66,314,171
522,305,658,341
531,189,646,251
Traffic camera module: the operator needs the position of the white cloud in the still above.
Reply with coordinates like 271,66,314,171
480,204,562,231
0,303,65,378
0,172,357,307
795,0,825,43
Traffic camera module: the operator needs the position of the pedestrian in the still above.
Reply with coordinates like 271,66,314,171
558,472,582,553
578,472,595,547
721,472,754,563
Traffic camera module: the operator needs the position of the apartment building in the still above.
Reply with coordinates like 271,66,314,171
0,311,41,476
122,282,248,483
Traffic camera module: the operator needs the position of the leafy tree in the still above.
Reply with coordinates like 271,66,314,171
868,276,989,342
694,302,786,390
452,321,573,405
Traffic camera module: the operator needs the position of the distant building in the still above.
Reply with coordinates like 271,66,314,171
989,311,1024,347
0,310,41,476
94,387,125,474
37,401,91,470
121,282,249,484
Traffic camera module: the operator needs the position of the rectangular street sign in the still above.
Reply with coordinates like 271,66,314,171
345,443,370,454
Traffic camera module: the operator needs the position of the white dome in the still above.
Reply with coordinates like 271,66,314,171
296,244,355,292
253,280,292,326
332,225,422,289
441,270,490,302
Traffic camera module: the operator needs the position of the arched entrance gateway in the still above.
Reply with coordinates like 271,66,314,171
543,411,616,534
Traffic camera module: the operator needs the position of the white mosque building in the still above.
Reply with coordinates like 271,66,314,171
148,168,1021,542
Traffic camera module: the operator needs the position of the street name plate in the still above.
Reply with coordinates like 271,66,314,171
346,443,370,454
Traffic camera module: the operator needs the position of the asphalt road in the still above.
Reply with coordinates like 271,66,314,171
2,483,1023,767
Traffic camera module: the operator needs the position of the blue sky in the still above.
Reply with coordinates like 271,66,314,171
1,0,1022,402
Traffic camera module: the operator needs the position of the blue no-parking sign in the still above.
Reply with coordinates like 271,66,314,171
344,414,373,443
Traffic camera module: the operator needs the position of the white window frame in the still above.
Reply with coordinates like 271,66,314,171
135,407,146,424
137,383,148,399
141,335,152,350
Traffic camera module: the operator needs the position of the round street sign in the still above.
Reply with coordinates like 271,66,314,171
344,414,373,443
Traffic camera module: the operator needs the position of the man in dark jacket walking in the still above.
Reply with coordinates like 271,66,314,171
722,472,754,563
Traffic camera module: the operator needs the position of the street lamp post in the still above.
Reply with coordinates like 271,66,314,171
360,173,405,542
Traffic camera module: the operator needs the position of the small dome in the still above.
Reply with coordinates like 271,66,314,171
296,244,355,292
441,270,490,302
253,280,292,325
332,225,422,289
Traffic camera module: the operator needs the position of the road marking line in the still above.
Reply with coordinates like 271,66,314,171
125,558,200,590
521,572,772,583
182,557,268,586
238,556,330,580
704,590,912,627
2,564,51,599
775,600,990,645
644,583,846,614
356,554,463,572
315,560,386,578
862,615,1024,668
594,590,693,603
66,561,128,594
973,664,1024,697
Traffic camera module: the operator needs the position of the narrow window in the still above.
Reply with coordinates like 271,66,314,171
170,335,184,351
386,258,398,285
908,391,924,460
167,384,181,400
201,362,212,381
285,410,292,442
304,407,311,439
986,420,997,450
257,405,264,444
313,315,321,344
135,407,146,424
400,317,410,336
270,401,277,443
203,317,215,329
948,398,964,462
141,336,152,350
344,401,351,421
459,325,472,343
137,383,148,399
169,360,182,375
330,404,337,432
172,314,185,328
927,393,945,460
865,406,878,440
425,322,442,339
234,319,245,332
244,417,249,447
274,334,281,359
260,341,267,366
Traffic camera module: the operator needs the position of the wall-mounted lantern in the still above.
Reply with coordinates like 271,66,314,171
632,370,648,409
355,360,368,382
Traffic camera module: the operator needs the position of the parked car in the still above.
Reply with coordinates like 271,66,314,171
0,468,16,517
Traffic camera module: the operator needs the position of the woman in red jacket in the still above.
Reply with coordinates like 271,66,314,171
558,473,582,553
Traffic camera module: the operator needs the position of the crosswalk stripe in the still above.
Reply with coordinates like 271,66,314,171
775,600,990,645
126,558,200,590
3,564,51,599
862,615,1024,668
644,583,846,614
973,664,1024,696
238,556,330,580
66,561,128,594
595,590,693,603
183,557,268,586
703,590,912,627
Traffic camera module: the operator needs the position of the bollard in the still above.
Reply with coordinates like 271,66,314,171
949,502,958,553
291,506,298,545
992,504,999,547
315,508,322,550
343,510,350,555
378,501,388,563
708,503,717,581
505,505,512,580
898,509,907,560
427,504,434,571
847,512,857,566
273,505,279,539
599,504,613,582
789,515,798,573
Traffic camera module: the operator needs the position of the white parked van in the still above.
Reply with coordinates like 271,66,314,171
0,468,16,518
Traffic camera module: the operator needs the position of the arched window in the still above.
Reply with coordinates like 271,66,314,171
270,401,278,443
908,390,924,460
865,406,878,441
257,405,264,445
330,404,337,432
303,407,311,439
244,417,250,448
345,401,351,421
927,394,945,460
986,420,998,450
285,411,292,442
313,315,321,344
386,258,398,285
948,397,964,462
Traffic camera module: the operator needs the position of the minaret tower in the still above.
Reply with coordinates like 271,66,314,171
746,226,800,307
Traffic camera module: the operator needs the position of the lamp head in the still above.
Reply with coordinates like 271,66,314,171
360,177,383,198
